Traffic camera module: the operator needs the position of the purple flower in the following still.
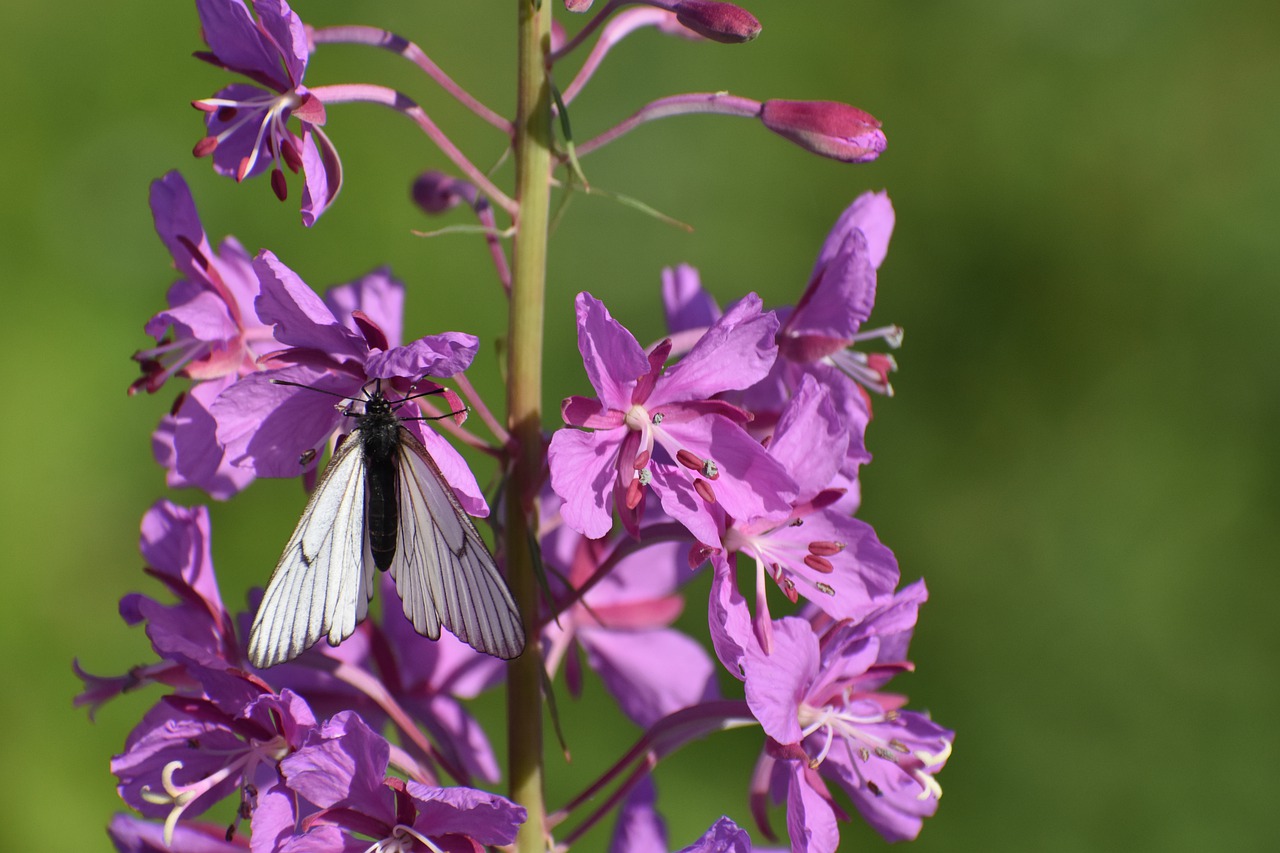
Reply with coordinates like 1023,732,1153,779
541,493,717,727
132,172,279,498
280,713,526,851
113,686,317,846
717,377,900,651
742,592,952,847
76,501,240,713
774,190,900,397
549,291,796,542
191,0,341,225
210,253,489,515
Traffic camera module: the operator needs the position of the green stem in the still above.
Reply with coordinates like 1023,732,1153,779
507,1,552,851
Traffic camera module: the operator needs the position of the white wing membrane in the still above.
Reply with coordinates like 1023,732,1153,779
248,437,372,668
389,429,525,659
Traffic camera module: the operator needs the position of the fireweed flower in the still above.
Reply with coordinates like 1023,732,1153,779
210,252,489,515
750,191,901,482
277,712,525,852
549,291,796,542
742,591,952,847
132,172,278,498
191,0,341,225
113,685,318,846
706,377,900,652
75,501,240,713
540,492,717,727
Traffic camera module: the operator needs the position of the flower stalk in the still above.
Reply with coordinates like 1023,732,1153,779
506,1,555,851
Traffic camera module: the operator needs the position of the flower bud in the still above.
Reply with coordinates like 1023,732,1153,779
675,1,762,43
412,171,478,215
565,0,594,11
760,100,885,163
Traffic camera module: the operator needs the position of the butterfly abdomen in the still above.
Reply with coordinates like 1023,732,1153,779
359,400,403,571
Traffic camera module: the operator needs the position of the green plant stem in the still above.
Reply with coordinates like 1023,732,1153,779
507,0,553,851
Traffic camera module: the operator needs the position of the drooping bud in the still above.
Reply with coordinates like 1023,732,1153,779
411,171,478,215
675,1,762,43
565,0,594,11
760,100,886,163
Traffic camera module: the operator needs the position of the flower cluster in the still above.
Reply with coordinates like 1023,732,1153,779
85,0,950,851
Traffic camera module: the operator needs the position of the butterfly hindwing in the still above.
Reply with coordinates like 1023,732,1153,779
248,434,372,668
388,427,524,660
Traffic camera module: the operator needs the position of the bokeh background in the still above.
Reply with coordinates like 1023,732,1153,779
4,0,1278,849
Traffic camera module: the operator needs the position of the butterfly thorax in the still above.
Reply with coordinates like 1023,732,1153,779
358,393,403,570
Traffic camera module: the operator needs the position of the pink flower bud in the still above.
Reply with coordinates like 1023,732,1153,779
675,0,762,43
760,100,886,163
411,171,479,214
565,0,594,11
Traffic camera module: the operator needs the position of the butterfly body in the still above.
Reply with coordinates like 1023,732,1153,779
247,385,525,668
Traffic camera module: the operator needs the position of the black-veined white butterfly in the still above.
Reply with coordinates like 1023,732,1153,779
247,381,524,668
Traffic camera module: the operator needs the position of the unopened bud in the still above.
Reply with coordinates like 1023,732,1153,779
760,100,885,163
412,171,478,215
675,0,761,43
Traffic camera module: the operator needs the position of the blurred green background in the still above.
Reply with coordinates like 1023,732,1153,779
4,0,1278,850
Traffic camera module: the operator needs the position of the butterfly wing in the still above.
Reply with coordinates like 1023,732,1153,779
248,434,374,668
388,428,525,659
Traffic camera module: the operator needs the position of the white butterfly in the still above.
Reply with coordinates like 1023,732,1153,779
247,383,524,668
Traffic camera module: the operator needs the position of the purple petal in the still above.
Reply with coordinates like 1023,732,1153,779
676,816,753,853
742,618,817,744
812,190,895,276
248,783,302,852
652,294,778,405
610,776,667,853
580,627,717,727
196,0,286,87
787,766,841,853
663,416,796,522
107,813,247,852
253,251,366,358
574,292,650,409
161,378,257,499
251,0,309,86
650,467,724,546
548,427,623,539
662,264,720,334
211,366,350,478
149,290,239,345
412,426,489,517
280,712,389,810
299,126,343,227
324,270,404,350
766,375,848,500
149,172,213,286
364,333,479,381
787,229,876,344
707,555,754,679
405,783,526,846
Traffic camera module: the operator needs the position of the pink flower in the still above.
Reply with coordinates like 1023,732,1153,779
549,291,796,542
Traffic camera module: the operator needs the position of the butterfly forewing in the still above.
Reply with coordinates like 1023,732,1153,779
389,429,525,660
247,436,372,668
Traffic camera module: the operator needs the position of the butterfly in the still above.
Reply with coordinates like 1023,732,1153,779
247,381,524,668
